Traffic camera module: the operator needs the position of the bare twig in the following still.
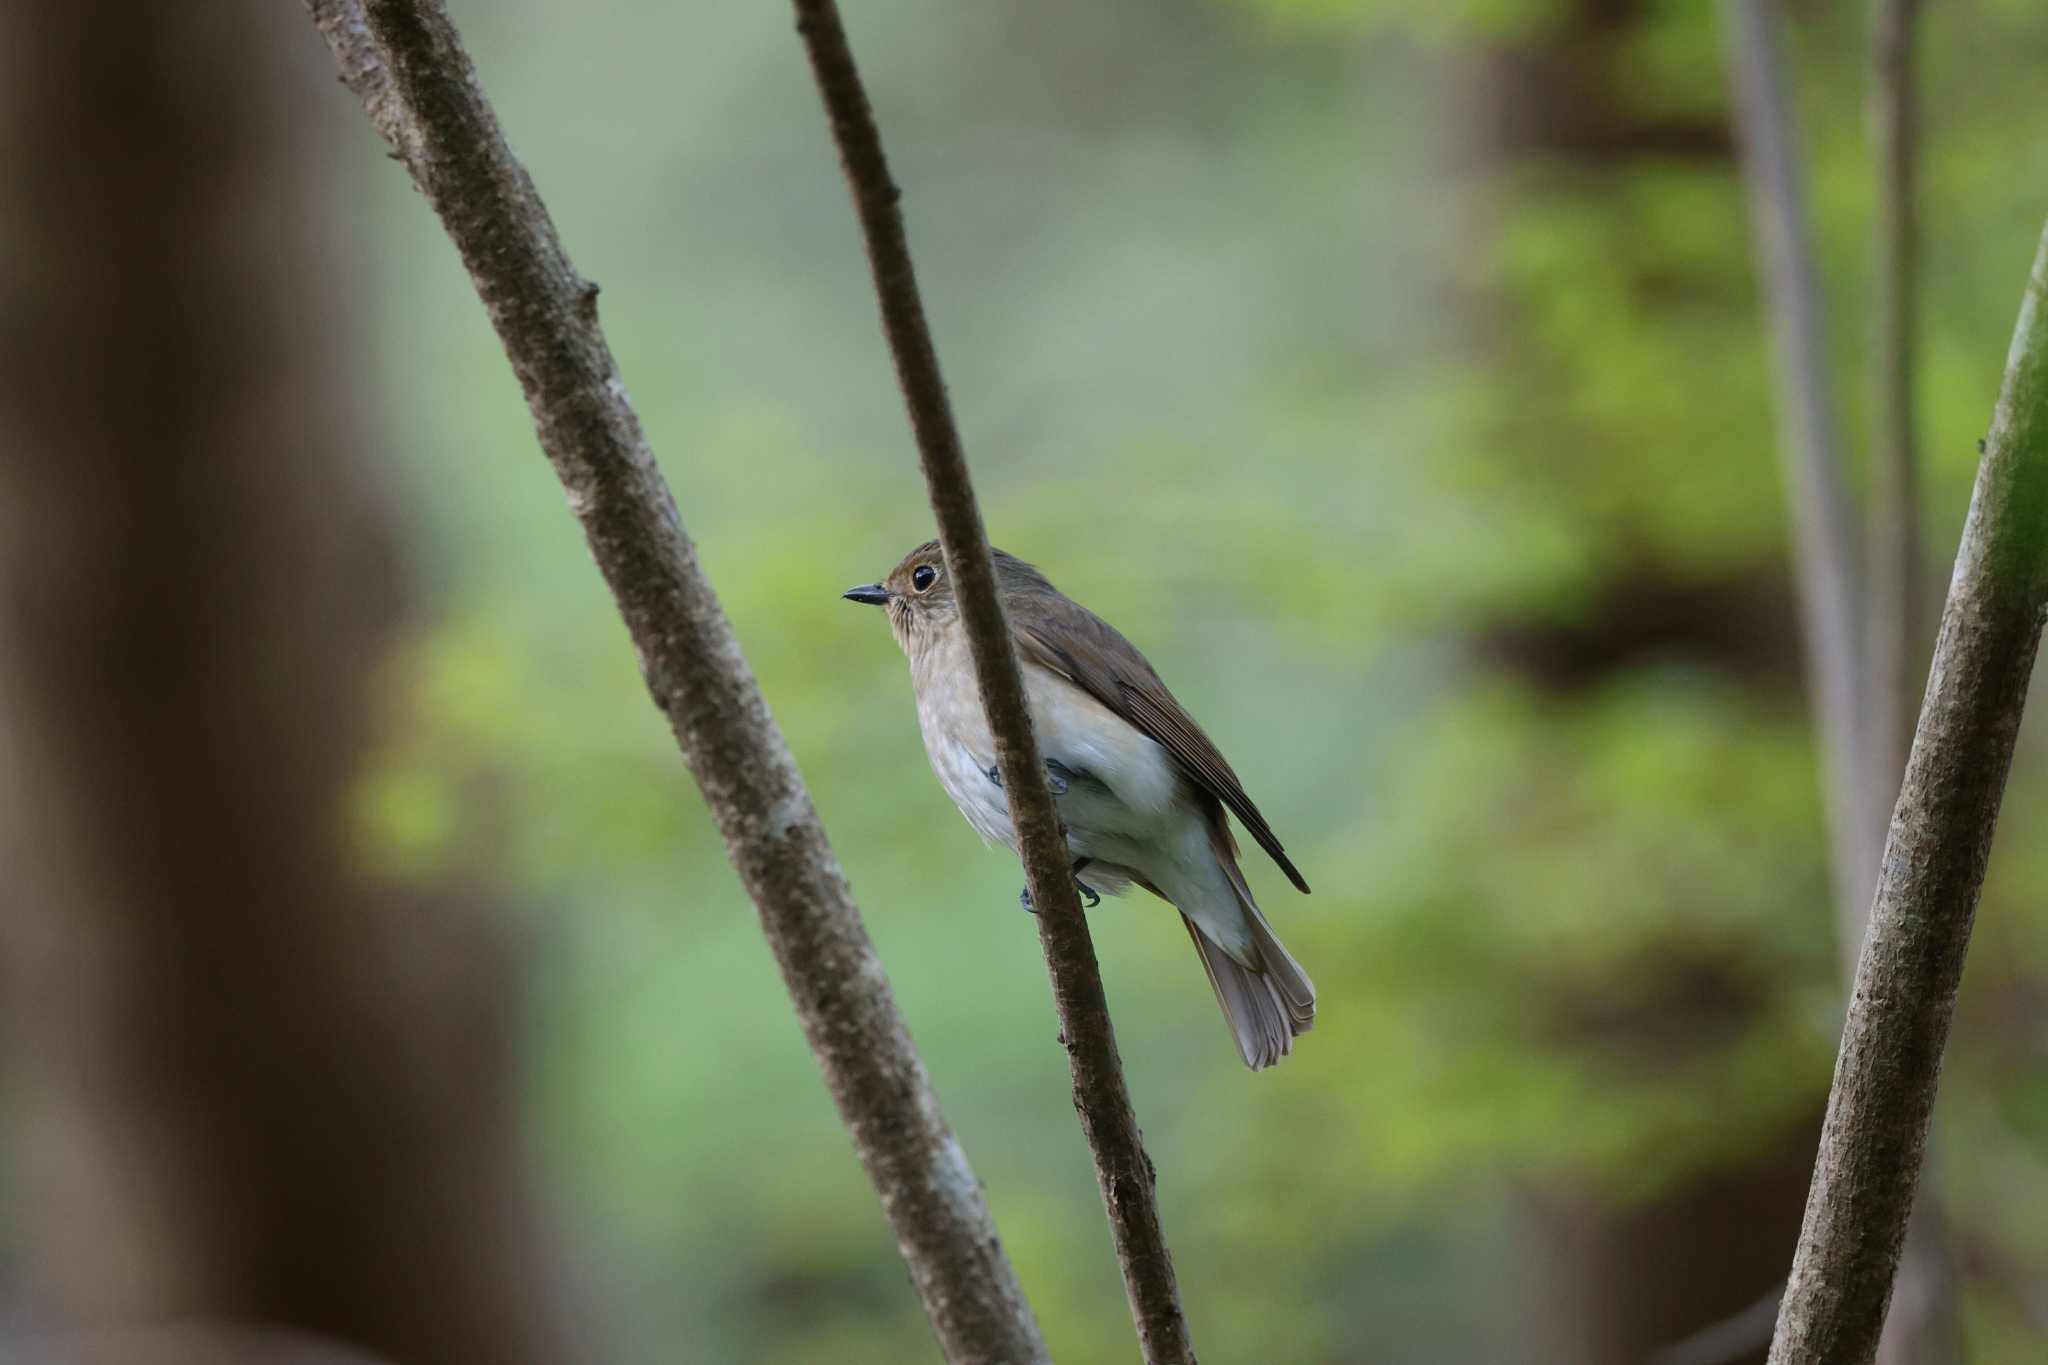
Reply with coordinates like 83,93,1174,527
1865,0,1923,835
1864,6,1962,1361
1768,219,2048,1364
302,4,1048,1360
787,2,1196,1361
1647,1283,1783,1365
1877,1180,1960,1365
1719,0,1873,966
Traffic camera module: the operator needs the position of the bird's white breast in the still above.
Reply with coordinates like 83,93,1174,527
908,624,1184,856
911,628,1011,847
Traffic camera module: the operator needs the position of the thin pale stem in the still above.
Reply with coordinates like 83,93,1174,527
1720,0,1873,969
1866,0,1923,823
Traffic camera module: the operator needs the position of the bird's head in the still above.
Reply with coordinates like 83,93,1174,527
842,539,956,653
843,540,1055,655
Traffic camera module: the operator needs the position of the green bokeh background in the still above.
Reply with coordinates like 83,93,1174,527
339,0,2048,1359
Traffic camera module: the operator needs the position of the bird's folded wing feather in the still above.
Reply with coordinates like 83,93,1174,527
1013,606,1310,895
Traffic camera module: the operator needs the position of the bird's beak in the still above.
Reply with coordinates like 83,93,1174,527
842,583,891,606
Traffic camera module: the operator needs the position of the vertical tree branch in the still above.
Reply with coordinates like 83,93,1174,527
1865,0,1923,844
787,3,1196,1361
1719,0,1874,965
302,5,1049,1361
1864,5,1961,1362
1768,219,2048,1364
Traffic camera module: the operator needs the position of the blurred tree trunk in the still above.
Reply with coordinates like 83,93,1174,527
0,5,583,1362
1458,3,1812,1359
1520,1117,1818,1365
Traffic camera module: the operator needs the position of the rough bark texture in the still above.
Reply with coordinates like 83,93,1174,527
0,5,579,1363
787,2,1196,1361
1768,219,2048,1364
1719,0,1874,964
303,4,1047,1362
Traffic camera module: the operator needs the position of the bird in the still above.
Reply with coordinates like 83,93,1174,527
843,540,1315,1070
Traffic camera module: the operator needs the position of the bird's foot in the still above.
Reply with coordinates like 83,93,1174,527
1019,858,1099,914
984,759,1072,797
1071,857,1100,907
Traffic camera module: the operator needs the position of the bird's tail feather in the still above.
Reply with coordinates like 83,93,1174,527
1184,814,1316,1070
1246,907,1316,1031
1214,835,1317,1028
1183,912,1315,1071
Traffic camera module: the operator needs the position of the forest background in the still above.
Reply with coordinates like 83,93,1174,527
6,0,2048,1362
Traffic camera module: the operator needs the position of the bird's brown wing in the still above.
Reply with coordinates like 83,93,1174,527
1013,597,1311,895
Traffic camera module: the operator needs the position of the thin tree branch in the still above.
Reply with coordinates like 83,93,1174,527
1864,5,1961,1361
787,3,1196,1361
1876,1179,1960,1365
1647,1283,1784,1365
1719,0,1874,968
302,4,1048,1361
1865,0,1923,837
1768,218,2048,1364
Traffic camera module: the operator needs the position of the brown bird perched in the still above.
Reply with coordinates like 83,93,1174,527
844,541,1315,1069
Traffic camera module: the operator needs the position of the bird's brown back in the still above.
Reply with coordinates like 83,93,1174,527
995,553,1311,895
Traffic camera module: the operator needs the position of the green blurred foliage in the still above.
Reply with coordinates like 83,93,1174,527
343,0,2048,1358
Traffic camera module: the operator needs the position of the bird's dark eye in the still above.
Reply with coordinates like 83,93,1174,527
911,564,937,592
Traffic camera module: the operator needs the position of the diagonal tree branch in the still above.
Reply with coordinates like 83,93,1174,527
302,4,1048,1361
1768,218,2048,1364
787,2,1196,1361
